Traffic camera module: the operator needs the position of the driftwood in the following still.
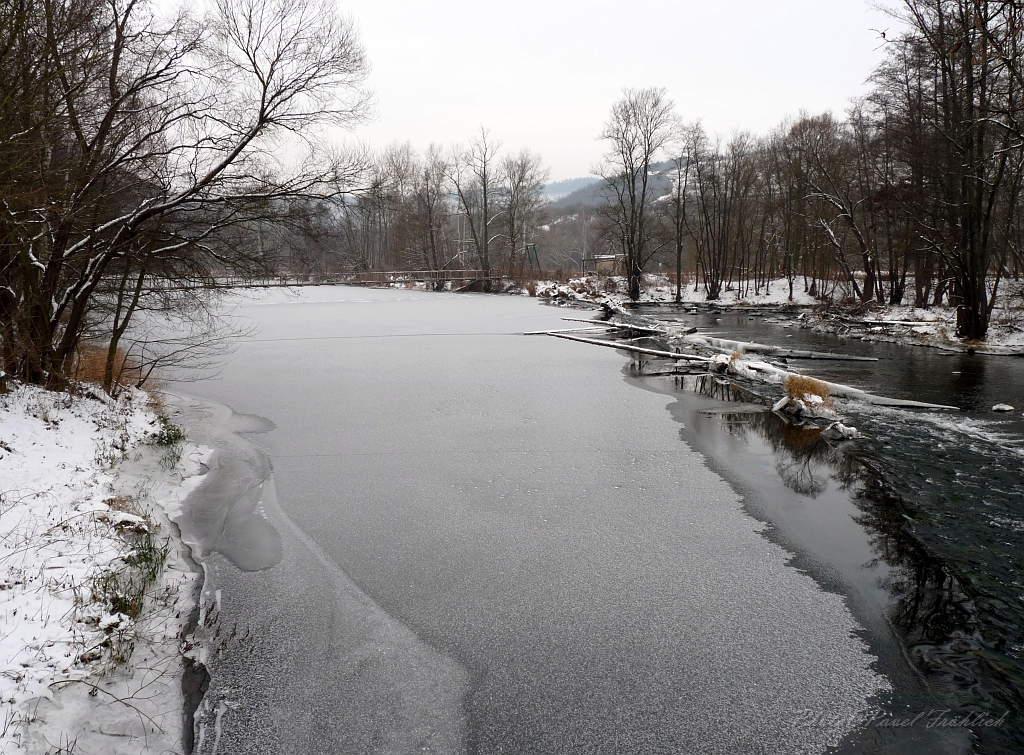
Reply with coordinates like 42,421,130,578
740,360,959,410
523,327,612,336
839,319,941,327
542,331,957,410
541,310,957,409
560,317,664,334
638,368,710,377
768,351,877,362
570,316,876,361
544,332,710,362
682,334,878,362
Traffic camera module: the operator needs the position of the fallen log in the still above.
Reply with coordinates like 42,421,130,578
524,327,613,336
543,332,710,362
772,351,877,361
839,318,943,327
682,334,878,362
741,360,959,410
560,317,664,334
545,322,955,410
591,308,879,361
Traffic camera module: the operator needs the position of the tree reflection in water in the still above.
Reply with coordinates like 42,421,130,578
679,373,1024,751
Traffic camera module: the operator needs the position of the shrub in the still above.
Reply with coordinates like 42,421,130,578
149,414,186,446
87,496,172,669
784,374,834,407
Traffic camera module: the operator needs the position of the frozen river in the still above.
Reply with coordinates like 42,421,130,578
170,286,957,754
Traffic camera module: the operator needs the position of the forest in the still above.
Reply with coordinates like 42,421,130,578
3,0,1024,393
327,1,1024,341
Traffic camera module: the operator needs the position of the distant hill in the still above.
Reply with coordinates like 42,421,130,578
546,179,605,210
542,177,601,203
544,161,678,211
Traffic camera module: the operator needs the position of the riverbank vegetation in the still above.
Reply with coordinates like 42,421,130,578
310,1,1024,341
5,0,1024,393
1,0,369,390
0,381,209,752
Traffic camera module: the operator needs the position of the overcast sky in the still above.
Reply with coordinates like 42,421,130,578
340,1,900,182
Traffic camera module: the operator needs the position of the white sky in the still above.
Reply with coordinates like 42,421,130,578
340,1,900,181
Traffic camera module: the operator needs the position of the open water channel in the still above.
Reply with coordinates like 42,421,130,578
166,287,1022,754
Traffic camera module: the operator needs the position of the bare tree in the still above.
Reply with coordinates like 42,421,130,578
411,144,452,284
875,0,1024,337
449,128,501,291
789,112,883,304
0,0,369,387
662,135,694,302
685,127,759,300
498,149,548,278
596,87,678,300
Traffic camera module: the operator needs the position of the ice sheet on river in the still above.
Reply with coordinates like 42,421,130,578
171,287,892,755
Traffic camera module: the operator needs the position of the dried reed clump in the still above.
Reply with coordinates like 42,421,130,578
144,385,168,415
525,280,538,297
71,344,141,390
784,374,833,407
667,271,690,288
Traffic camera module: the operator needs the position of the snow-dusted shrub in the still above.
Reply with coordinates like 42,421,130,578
784,374,834,408
149,414,186,446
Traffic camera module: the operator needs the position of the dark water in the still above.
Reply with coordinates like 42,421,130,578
629,306,1024,753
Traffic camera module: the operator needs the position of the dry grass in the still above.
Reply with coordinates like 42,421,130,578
103,495,136,514
571,279,597,296
144,384,167,415
71,344,141,390
784,374,834,407
525,280,538,297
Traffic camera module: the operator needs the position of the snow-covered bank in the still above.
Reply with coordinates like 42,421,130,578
536,274,818,307
1,383,211,754
804,300,1024,355
533,274,1024,354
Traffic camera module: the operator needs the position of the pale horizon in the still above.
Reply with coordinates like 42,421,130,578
342,0,900,181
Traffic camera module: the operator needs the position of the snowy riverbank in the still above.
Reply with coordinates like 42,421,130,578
535,275,818,307
802,300,1024,355
1,382,210,754
532,275,1024,354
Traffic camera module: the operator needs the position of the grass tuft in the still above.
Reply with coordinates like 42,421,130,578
784,374,834,407
87,494,172,668
70,344,141,392
149,414,185,446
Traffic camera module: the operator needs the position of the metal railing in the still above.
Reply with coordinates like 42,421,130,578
350,269,500,284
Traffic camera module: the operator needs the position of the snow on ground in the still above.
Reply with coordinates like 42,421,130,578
333,270,1022,352
535,275,820,306
1,382,210,754
806,298,1024,354
532,274,1024,353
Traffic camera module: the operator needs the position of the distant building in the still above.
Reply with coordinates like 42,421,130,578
592,254,625,276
